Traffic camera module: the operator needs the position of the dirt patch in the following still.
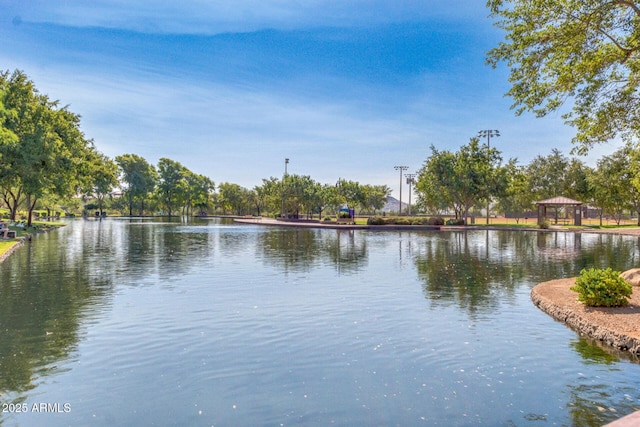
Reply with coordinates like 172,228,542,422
531,278,640,355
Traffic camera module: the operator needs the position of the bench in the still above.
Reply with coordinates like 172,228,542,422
0,221,16,239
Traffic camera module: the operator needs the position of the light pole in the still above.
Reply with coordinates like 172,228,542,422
477,130,500,225
394,165,408,215
281,158,289,218
405,173,416,216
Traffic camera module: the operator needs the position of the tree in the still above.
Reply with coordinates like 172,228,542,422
0,73,18,204
416,148,457,216
282,174,310,218
334,179,362,214
525,149,589,201
255,177,282,216
487,1,640,154
360,184,391,214
115,154,157,216
157,157,186,217
217,182,250,215
585,167,607,226
0,70,94,225
83,152,118,216
496,161,535,223
183,172,214,216
416,139,503,224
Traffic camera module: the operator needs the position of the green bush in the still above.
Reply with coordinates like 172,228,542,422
428,217,445,225
570,268,632,307
539,218,550,229
445,218,465,226
367,216,385,225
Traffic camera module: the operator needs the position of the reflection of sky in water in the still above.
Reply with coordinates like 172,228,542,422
0,219,639,426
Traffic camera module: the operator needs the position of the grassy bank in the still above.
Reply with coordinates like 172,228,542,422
0,220,66,261
0,240,17,258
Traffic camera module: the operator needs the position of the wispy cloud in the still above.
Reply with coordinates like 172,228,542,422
4,1,490,34
0,0,614,198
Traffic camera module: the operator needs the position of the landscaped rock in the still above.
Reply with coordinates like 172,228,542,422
531,278,640,356
620,268,640,286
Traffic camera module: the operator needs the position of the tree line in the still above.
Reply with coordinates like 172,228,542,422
0,70,391,221
3,69,640,225
415,139,640,226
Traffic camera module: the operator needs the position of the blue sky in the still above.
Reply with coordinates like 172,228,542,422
0,1,621,200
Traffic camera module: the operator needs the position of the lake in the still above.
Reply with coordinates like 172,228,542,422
1,218,639,426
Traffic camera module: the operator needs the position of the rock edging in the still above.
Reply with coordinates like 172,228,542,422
531,279,640,355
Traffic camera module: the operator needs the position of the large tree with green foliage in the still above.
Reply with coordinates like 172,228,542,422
217,182,250,215
589,149,635,225
183,171,214,216
0,70,94,225
416,138,503,223
525,149,589,201
496,161,535,223
115,153,157,216
487,1,640,153
360,184,391,214
157,157,187,217
83,152,118,216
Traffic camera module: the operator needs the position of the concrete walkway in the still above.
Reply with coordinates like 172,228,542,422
233,217,440,230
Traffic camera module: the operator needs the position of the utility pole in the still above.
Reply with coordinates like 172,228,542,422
477,130,500,225
405,173,416,216
281,158,289,218
394,165,408,215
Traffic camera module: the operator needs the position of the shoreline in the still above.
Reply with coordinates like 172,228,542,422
0,239,25,264
233,217,640,235
531,278,640,356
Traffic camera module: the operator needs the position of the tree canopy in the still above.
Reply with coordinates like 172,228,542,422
416,138,504,223
0,70,95,225
487,1,640,153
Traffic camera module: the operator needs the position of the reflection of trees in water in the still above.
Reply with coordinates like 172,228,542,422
256,229,368,274
101,218,215,284
566,337,640,426
414,231,520,314
565,381,640,427
0,218,220,416
570,338,621,365
413,231,640,315
0,223,114,411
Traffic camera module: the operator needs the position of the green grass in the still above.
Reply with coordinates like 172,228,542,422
478,222,536,228
584,224,640,230
0,240,18,258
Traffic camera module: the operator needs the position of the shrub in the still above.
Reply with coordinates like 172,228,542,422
539,218,550,229
367,216,386,225
445,218,465,226
570,268,632,307
428,217,445,226
394,217,412,225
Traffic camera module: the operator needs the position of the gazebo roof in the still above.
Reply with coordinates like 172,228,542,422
535,196,583,206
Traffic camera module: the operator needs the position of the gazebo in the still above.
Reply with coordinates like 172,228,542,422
535,196,583,226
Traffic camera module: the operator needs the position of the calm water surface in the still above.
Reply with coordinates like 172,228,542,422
1,218,640,426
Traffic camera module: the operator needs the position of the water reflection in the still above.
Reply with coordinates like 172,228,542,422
0,221,639,426
256,228,368,274
0,226,113,406
411,231,640,316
